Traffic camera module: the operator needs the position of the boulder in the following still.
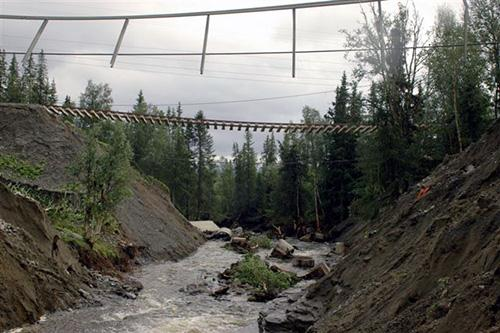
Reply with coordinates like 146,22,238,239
208,227,232,241
293,255,315,268
190,220,220,233
271,239,295,259
232,226,244,236
230,237,258,253
314,232,326,242
334,242,346,256
299,234,312,242
303,263,330,280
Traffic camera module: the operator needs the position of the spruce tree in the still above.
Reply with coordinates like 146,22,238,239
188,110,216,220
34,51,51,105
62,95,76,108
0,51,7,102
275,133,306,224
6,55,22,103
214,159,236,220
127,90,151,165
258,134,279,217
21,55,37,103
233,131,257,215
320,73,360,227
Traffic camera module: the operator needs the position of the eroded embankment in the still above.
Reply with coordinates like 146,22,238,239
262,121,500,333
0,183,91,331
0,103,204,329
0,103,203,261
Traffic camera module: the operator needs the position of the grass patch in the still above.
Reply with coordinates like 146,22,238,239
233,254,298,293
0,154,44,180
249,235,273,249
94,239,119,259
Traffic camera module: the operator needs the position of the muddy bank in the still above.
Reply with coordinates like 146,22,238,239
0,103,203,261
262,121,500,332
0,183,91,331
0,103,204,329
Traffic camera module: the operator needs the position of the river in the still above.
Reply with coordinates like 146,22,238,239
15,239,333,333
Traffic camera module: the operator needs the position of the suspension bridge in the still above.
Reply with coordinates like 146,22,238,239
44,105,377,134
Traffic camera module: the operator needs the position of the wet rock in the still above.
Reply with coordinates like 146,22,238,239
122,276,144,294
181,283,209,295
334,242,346,256
259,292,323,333
314,232,325,242
303,263,330,280
299,234,312,242
230,237,258,253
210,285,230,297
232,227,244,236
208,227,232,241
292,255,315,268
271,239,295,259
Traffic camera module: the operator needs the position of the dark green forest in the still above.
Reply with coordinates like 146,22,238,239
0,1,498,235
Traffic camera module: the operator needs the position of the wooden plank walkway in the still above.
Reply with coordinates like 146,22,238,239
44,106,377,134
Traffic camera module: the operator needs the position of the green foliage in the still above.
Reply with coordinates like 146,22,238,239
79,80,113,110
93,239,119,259
6,55,22,103
233,254,298,292
186,110,216,220
0,154,44,180
249,235,273,249
70,121,132,245
0,50,6,102
274,132,307,222
213,159,235,220
233,131,258,215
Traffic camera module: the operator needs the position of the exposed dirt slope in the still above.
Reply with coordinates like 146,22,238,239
0,103,203,261
0,183,90,331
266,120,500,333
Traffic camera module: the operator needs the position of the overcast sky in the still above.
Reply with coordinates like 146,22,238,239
0,0,463,156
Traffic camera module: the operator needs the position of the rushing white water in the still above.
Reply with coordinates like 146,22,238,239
18,240,332,333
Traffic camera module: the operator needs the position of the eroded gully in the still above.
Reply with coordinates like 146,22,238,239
15,239,333,333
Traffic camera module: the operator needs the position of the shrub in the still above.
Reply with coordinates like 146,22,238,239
0,154,44,180
234,254,298,293
249,234,273,249
70,121,132,246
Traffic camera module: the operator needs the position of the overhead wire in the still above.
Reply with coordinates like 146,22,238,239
113,90,336,107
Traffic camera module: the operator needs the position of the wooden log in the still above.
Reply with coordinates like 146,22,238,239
270,239,295,259
292,255,315,268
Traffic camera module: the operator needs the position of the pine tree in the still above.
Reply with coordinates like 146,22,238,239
0,50,7,102
258,134,279,217
320,73,360,227
187,110,216,220
168,104,196,218
275,133,306,223
34,51,51,105
6,55,22,103
62,95,76,108
127,90,151,165
214,159,236,220
21,55,37,103
233,131,257,215
48,79,57,105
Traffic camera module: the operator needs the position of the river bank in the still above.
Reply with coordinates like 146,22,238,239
10,239,333,333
